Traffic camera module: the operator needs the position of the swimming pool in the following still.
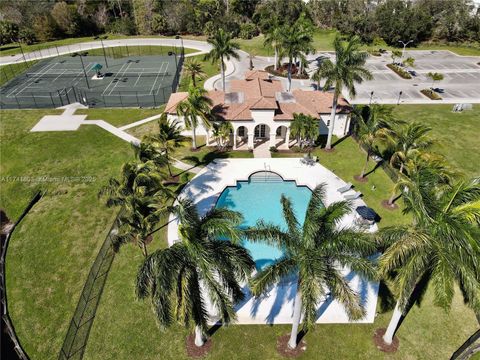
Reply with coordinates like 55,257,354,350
215,171,312,269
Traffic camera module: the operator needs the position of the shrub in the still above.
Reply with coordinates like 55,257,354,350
18,28,36,45
239,22,258,39
0,21,19,45
386,63,412,79
420,88,442,100
269,146,278,152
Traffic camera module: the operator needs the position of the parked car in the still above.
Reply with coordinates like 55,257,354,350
432,87,445,93
408,70,417,76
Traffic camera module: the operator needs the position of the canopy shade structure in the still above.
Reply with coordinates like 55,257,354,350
91,63,103,71
355,206,379,221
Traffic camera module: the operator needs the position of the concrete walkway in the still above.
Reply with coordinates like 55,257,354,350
253,141,271,158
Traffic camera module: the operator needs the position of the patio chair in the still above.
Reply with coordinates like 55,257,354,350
344,191,362,200
337,182,353,193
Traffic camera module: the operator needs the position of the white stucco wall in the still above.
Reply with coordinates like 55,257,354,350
320,114,351,137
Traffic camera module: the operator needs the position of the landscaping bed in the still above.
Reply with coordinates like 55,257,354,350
265,64,309,79
386,63,412,79
420,88,442,100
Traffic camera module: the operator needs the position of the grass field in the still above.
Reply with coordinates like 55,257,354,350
75,108,161,127
178,55,219,91
0,109,136,359
391,104,479,178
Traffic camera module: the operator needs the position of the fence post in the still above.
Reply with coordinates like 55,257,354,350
135,92,139,107
32,94,38,108
50,93,55,107
119,93,123,107
125,45,129,57
57,90,64,106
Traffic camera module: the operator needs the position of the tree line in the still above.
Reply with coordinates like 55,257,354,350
0,0,478,47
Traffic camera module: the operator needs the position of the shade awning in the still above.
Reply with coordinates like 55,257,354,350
91,63,103,71
355,206,379,221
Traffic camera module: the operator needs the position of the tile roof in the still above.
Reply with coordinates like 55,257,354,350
165,70,351,121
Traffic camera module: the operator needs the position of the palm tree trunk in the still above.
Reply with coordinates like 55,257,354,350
192,74,196,87
399,163,404,174
288,285,302,349
274,47,278,71
192,125,197,150
165,148,173,177
383,302,403,344
287,56,293,92
141,242,148,258
361,153,370,178
194,325,206,347
388,188,397,205
221,57,226,92
325,93,338,150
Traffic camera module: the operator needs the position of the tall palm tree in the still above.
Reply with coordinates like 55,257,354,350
279,19,314,92
136,199,255,347
98,161,173,256
389,122,433,175
144,113,188,178
377,170,480,347
245,184,377,349
264,22,283,71
212,121,233,151
289,113,319,149
312,35,373,150
176,86,213,150
355,105,397,179
205,29,240,91
183,58,206,87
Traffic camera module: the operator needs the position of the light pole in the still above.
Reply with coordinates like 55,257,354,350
397,90,403,105
74,52,90,89
398,40,413,59
168,51,178,71
369,91,374,105
17,40,27,67
94,35,109,68
175,35,184,56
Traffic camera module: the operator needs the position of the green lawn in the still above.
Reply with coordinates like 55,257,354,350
0,109,136,359
391,104,479,178
175,136,253,166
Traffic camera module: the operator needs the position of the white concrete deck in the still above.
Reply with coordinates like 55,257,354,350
168,158,379,325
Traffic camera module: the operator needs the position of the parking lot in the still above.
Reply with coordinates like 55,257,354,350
352,50,480,104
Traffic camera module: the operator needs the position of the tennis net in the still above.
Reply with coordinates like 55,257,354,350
25,71,170,78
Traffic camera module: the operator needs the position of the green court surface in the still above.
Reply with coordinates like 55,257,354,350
0,53,182,109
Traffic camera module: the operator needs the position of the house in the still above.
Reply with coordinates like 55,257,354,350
165,70,352,149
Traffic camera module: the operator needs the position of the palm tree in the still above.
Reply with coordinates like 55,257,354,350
390,49,402,64
176,86,213,150
98,161,173,256
289,113,319,149
212,121,233,151
183,58,206,87
355,105,397,180
136,199,255,347
144,113,188,178
312,35,373,150
427,72,444,89
245,184,377,349
263,23,283,71
376,170,480,347
279,19,314,92
389,122,433,175
205,29,240,91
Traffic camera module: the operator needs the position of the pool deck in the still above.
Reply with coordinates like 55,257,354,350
168,158,379,325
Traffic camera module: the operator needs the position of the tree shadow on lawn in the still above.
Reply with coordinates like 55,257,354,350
182,149,239,167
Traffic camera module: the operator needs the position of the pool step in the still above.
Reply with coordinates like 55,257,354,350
249,171,284,183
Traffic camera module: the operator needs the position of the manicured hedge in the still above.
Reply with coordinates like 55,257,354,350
386,63,412,79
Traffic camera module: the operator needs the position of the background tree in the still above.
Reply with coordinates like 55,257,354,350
176,86,213,150
314,35,373,150
183,58,206,87
390,49,402,64
376,171,480,347
136,199,255,347
32,15,59,42
289,113,319,149
263,23,283,70
51,1,79,36
205,29,240,92
245,184,377,350
0,21,19,45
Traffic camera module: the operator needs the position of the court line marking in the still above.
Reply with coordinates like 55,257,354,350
101,61,129,96
7,62,58,97
108,62,133,96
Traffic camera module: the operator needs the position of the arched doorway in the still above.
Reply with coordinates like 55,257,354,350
234,126,248,149
274,125,289,149
253,124,270,149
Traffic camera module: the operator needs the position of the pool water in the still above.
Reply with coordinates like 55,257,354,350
215,172,312,269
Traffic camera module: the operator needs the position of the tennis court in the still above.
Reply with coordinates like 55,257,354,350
0,53,183,109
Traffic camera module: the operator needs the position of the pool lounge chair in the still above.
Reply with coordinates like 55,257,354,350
344,191,362,200
337,182,353,193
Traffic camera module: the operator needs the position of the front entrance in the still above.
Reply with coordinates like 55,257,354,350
254,124,268,138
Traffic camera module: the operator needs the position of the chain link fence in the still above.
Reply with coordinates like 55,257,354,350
58,211,121,360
